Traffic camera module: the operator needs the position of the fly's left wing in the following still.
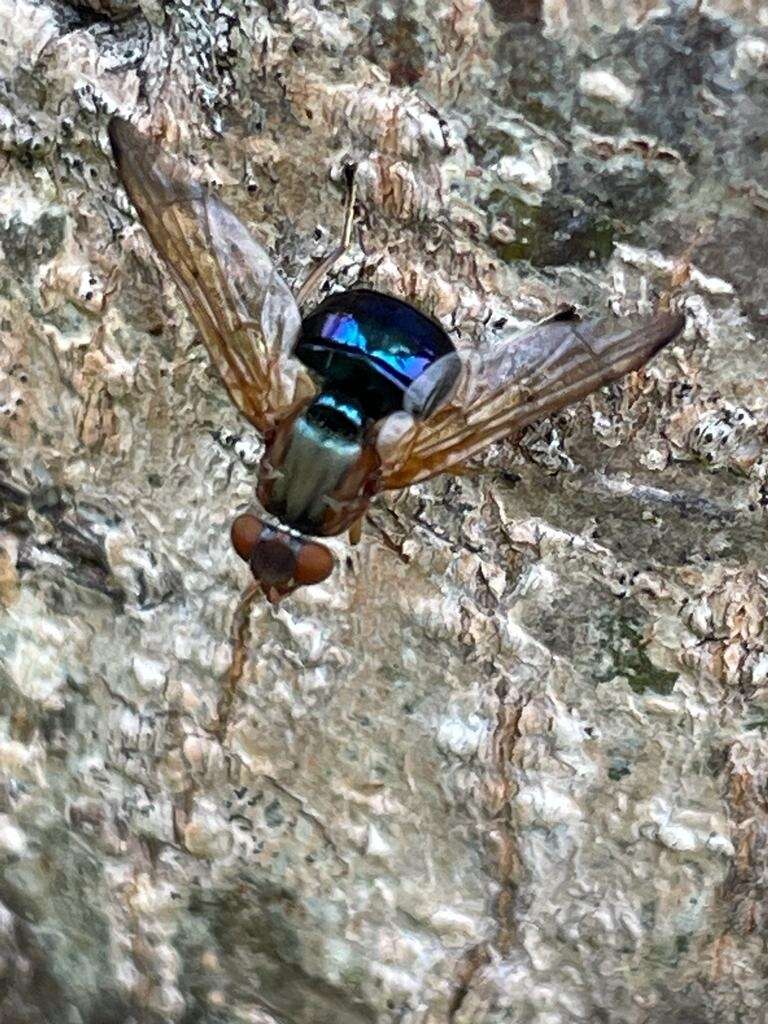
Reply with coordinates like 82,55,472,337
378,310,684,490
108,117,315,435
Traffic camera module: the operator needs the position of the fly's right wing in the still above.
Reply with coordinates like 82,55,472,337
109,117,315,435
378,310,685,490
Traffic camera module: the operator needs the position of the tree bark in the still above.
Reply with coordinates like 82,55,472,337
0,1,767,1022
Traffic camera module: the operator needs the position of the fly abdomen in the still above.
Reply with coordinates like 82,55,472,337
295,289,458,422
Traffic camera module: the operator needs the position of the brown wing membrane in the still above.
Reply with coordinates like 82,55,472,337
379,310,684,490
108,117,314,435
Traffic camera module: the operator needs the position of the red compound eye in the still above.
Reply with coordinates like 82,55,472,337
231,517,334,596
293,542,335,586
230,514,263,562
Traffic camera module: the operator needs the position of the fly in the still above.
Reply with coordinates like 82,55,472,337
108,117,685,606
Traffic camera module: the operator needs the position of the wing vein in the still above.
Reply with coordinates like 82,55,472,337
378,311,684,490
108,116,312,434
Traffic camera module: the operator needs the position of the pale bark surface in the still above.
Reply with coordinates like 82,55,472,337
1,1,767,1022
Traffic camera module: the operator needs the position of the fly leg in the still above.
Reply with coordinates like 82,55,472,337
295,162,357,309
215,581,259,741
348,514,364,545
446,460,481,479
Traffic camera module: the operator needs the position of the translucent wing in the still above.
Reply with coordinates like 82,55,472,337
108,117,315,434
378,310,684,490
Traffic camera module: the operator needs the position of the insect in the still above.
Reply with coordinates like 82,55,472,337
108,117,684,606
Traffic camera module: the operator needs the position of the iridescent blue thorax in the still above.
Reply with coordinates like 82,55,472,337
260,289,458,537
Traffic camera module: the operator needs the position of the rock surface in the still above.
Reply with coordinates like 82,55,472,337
1,1,767,1022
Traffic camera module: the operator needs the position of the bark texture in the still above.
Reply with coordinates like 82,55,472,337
1,1,768,1022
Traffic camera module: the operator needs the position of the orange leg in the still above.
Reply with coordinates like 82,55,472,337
348,514,365,545
447,460,478,478
295,163,357,310
215,582,259,741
